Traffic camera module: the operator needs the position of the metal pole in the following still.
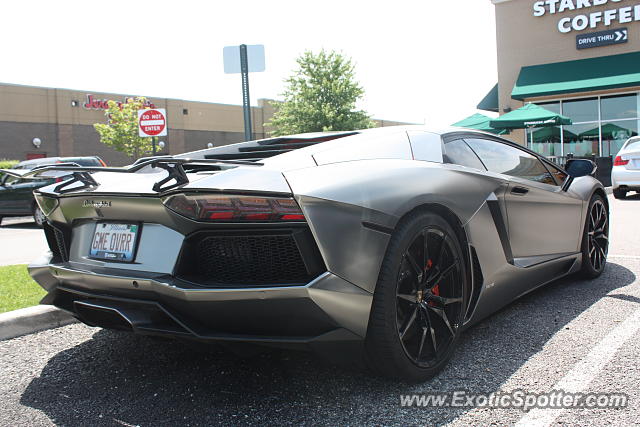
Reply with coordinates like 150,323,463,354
152,136,157,156
239,44,253,141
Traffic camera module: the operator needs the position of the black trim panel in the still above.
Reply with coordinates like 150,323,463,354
486,199,514,265
361,221,394,235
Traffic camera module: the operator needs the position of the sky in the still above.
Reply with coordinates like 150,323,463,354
0,0,498,127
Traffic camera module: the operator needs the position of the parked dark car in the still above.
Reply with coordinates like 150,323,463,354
0,156,106,226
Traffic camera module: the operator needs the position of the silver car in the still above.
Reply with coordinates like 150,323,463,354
11,126,608,381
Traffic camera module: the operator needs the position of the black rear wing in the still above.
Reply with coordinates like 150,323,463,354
2,157,262,195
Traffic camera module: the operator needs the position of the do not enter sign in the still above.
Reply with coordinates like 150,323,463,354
138,108,167,137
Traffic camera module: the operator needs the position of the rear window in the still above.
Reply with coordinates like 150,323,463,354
62,157,101,166
625,140,640,151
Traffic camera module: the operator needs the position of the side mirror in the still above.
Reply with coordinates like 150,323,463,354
562,159,597,191
565,159,597,177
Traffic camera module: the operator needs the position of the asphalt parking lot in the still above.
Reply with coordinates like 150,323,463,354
1,194,639,426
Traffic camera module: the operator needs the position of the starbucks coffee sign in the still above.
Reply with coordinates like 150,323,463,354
532,0,640,33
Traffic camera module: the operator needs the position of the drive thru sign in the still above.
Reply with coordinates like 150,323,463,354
138,108,167,137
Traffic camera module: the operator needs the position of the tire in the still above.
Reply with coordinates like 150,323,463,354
365,211,468,382
579,194,609,279
613,188,626,199
33,204,46,227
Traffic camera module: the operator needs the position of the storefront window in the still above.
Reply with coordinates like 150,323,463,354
601,94,638,120
526,93,640,159
563,98,598,123
601,120,638,157
538,102,560,115
529,125,562,157
563,123,599,157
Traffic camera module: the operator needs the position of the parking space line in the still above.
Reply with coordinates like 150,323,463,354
609,254,640,260
514,307,640,427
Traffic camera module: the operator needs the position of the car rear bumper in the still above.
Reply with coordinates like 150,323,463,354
28,253,373,350
611,166,640,190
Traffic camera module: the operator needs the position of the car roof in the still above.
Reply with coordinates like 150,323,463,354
14,156,101,170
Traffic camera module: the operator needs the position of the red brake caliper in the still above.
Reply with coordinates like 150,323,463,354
425,259,439,306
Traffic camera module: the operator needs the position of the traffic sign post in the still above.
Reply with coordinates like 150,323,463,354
138,108,167,156
223,44,265,142
239,44,252,142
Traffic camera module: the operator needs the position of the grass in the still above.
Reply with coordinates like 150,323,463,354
0,264,46,313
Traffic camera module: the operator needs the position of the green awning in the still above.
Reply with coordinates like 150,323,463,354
490,103,572,129
452,113,507,135
512,51,640,100
477,84,499,112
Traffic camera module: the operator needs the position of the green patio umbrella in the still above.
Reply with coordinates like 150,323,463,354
451,113,507,135
579,123,636,140
531,126,577,141
489,103,572,129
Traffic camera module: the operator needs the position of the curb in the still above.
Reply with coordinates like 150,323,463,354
0,305,77,341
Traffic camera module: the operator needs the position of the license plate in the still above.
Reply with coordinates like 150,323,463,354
89,223,140,262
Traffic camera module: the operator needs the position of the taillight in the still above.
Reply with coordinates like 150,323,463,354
163,194,306,222
614,156,629,166
34,194,59,216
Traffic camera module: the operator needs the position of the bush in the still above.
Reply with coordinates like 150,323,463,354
0,159,19,169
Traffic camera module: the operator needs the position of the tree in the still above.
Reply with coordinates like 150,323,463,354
267,50,374,136
94,97,154,160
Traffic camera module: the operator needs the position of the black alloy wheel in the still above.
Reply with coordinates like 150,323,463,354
366,211,467,382
581,195,609,278
395,227,464,368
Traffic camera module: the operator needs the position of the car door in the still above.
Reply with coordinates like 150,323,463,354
464,137,584,261
0,174,23,214
0,176,37,215
0,174,12,215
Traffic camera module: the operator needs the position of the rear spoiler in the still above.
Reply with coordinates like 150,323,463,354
0,162,83,181
5,157,262,195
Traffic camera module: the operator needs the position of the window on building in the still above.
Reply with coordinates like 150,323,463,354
539,101,560,115
465,138,556,185
527,92,640,160
529,125,562,158
563,123,599,157
601,94,638,121
601,120,638,157
563,98,598,123
443,139,486,170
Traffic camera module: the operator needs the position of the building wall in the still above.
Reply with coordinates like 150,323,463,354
0,83,407,165
493,0,640,144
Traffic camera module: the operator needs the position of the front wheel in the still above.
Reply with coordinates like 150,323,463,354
580,194,609,279
365,211,468,382
33,205,46,227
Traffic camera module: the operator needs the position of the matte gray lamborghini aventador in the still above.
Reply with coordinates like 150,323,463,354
11,126,609,381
